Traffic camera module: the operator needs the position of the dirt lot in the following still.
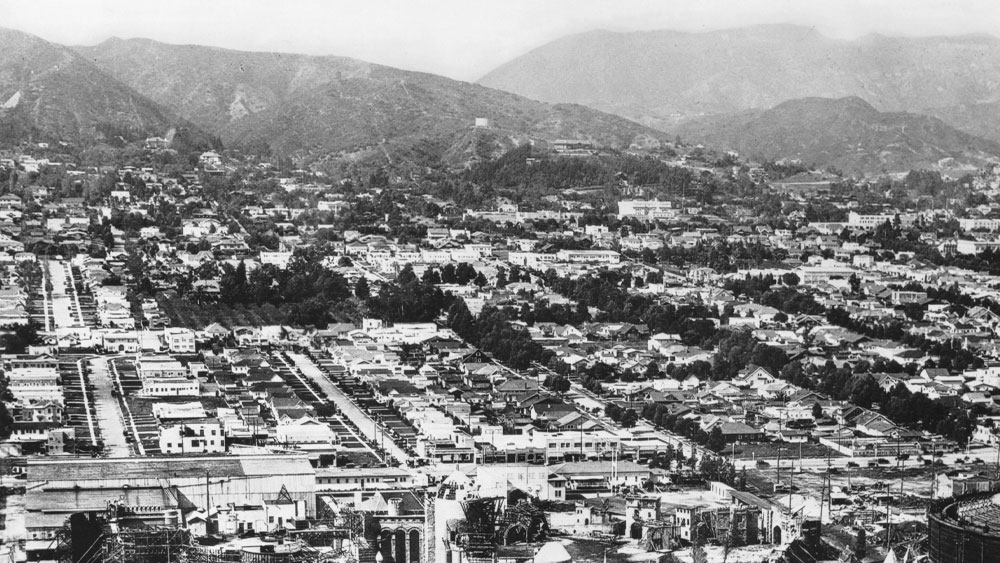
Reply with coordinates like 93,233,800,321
743,463,979,501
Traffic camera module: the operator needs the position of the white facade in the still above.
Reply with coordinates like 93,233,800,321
276,416,338,446
959,217,1000,232
159,421,226,454
555,250,621,264
142,378,199,397
164,328,196,353
618,200,675,220
260,251,293,269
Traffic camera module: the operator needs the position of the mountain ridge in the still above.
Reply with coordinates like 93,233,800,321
0,27,210,149
477,24,1000,134
671,96,1000,174
72,36,667,165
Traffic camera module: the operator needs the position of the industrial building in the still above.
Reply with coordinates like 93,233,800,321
928,493,1000,563
24,453,316,561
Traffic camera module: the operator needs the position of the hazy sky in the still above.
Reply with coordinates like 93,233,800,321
2,0,999,81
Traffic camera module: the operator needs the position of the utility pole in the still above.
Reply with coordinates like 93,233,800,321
994,434,1000,480
205,470,211,522
897,434,904,500
885,502,891,551
788,464,793,513
776,445,782,492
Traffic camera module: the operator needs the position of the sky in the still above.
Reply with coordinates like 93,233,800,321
2,0,999,81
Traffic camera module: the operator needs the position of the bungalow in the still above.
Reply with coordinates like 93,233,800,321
716,422,766,443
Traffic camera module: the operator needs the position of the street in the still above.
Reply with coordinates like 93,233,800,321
286,352,411,464
87,357,132,457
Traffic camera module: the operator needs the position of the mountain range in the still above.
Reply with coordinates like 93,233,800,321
0,28,204,148
478,25,1000,133
476,24,1000,172
6,23,1000,174
0,28,669,168
671,96,1000,174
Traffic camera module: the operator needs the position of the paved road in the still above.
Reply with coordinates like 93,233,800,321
46,260,78,328
733,444,1000,471
287,352,411,464
88,357,132,457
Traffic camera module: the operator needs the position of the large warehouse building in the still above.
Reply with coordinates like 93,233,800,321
24,453,316,560
928,493,1000,563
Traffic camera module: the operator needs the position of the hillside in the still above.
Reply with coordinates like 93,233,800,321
75,38,666,164
923,102,1000,144
671,97,1000,174
0,28,202,147
478,25,1000,133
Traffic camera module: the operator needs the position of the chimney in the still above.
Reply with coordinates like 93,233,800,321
388,498,402,516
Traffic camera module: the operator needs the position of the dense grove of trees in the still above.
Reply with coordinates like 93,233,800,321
0,321,41,439
0,376,11,440
447,301,553,370
604,403,639,428
463,144,695,193
543,270,720,346
711,330,788,380
207,252,354,327
653,241,786,273
367,265,453,324
724,275,825,315
769,359,979,444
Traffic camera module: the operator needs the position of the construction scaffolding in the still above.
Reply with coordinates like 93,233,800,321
455,497,504,563
639,521,677,552
496,501,548,545
692,506,762,547
101,526,191,563
53,506,359,563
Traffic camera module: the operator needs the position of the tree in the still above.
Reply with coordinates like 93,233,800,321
544,375,571,393
441,264,457,284
422,268,442,285
0,375,12,440
397,264,417,285
812,402,823,419
644,362,661,380
707,427,726,452
855,527,867,558
620,408,639,428
781,272,800,286
354,276,371,299
455,263,476,285
5,321,40,354
849,273,861,295
605,404,623,422
315,403,339,418
848,375,883,409
446,300,478,342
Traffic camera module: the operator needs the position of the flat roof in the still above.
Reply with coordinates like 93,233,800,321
28,454,314,483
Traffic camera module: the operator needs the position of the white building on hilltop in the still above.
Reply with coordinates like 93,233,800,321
618,200,675,220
